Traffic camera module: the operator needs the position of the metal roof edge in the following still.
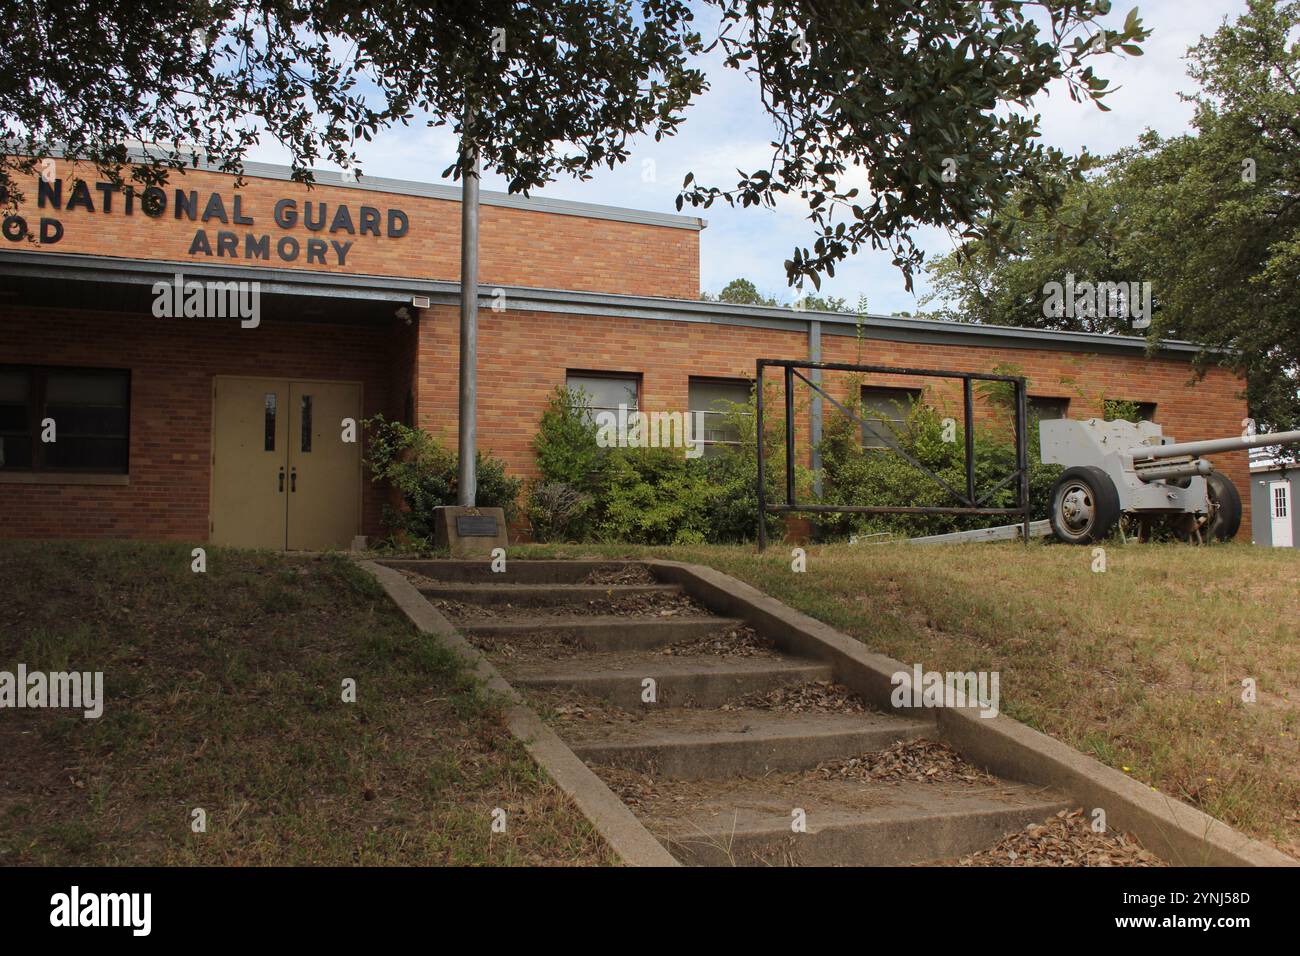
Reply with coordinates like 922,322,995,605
0,250,1213,360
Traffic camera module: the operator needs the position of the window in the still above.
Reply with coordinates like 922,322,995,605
566,372,639,423
689,378,750,458
1029,396,1070,421
0,368,33,469
1275,484,1289,519
0,366,129,474
299,394,313,452
860,386,921,450
1105,399,1157,423
263,393,277,451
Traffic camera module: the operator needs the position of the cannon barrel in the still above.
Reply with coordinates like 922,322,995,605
1134,457,1214,482
1134,429,1300,462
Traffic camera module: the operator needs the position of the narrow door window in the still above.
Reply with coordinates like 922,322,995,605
300,394,312,452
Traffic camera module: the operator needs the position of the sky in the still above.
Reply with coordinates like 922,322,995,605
246,0,1249,314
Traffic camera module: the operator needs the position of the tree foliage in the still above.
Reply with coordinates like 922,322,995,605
364,415,522,542
0,0,704,204
705,277,779,306
924,0,1300,429
678,1,1147,289
1,0,1143,291
702,276,850,312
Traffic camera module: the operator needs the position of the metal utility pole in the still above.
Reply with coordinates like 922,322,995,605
457,117,480,507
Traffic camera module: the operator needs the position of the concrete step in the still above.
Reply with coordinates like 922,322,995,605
462,615,750,651
384,559,654,585
564,709,932,780
630,776,1069,866
417,582,684,608
503,654,832,709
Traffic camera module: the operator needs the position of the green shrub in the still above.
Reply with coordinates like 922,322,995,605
533,386,606,487
596,447,719,545
530,386,608,539
526,383,805,545
699,390,795,543
1104,399,1141,423
364,415,522,541
815,399,1060,539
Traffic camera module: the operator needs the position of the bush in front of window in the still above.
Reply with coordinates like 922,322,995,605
815,401,1061,539
363,415,522,545
528,385,801,545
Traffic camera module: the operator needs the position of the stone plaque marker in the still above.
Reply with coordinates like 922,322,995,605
434,506,508,557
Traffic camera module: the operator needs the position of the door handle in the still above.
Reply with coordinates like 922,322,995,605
278,467,285,492
290,467,297,492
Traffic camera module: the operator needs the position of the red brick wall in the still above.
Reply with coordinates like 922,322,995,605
414,305,805,463
416,308,1252,535
0,300,1250,543
0,305,399,540
3,160,701,298
0,290,1249,542
818,335,1252,532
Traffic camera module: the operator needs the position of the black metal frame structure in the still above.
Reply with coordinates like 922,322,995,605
755,358,1033,550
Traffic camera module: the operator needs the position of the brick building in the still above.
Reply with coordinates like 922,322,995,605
0,154,1249,546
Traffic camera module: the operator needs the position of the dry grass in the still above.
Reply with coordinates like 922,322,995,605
506,539,1300,857
0,541,613,866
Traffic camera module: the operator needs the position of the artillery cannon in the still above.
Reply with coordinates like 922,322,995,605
1039,419,1300,544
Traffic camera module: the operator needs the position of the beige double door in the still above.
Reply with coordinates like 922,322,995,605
211,377,362,550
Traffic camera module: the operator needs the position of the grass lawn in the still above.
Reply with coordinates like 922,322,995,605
504,538,1300,857
0,541,611,866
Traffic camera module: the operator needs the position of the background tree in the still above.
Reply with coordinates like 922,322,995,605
923,0,1300,430
702,276,849,311
703,277,780,305
797,293,849,313
2,0,1143,292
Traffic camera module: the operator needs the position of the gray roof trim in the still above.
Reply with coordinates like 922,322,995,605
20,144,707,232
456,283,1208,359
0,250,1209,359
0,250,419,304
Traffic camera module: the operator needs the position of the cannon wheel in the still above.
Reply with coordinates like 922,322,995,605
1049,466,1121,544
1202,473,1243,541
1171,473,1243,542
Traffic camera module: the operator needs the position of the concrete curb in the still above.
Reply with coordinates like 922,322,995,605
647,559,1297,868
359,560,680,867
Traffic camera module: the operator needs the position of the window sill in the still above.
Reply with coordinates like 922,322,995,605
0,472,130,486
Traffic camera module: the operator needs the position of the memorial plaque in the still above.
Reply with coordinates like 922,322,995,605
456,514,500,537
